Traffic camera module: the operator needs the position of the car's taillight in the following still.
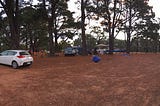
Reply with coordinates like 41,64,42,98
17,55,25,58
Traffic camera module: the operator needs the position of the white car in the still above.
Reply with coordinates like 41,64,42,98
0,50,33,69
64,47,77,56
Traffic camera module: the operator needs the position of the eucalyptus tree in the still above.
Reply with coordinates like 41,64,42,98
0,0,20,49
37,0,57,56
117,0,159,53
0,15,10,50
90,26,107,44
135,1,159,52
67,0,87,55
134,19,159,52
38,0,77,55
19,6,48,52
84,0,125,54
54,1,78,48
83,0,158,54
80,0,87,55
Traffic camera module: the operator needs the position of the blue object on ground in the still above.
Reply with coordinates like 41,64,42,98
92,55,101,63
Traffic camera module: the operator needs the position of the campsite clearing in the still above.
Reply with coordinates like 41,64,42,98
0,53,160,106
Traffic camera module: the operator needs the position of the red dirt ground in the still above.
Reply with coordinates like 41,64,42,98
0,53,160,106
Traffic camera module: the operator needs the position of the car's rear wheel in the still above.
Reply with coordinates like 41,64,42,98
12,61,18,69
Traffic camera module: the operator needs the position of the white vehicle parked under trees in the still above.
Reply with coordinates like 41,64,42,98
0,50,33,69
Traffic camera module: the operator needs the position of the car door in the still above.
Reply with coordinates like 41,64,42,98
0,51,9,64
6,51,17,65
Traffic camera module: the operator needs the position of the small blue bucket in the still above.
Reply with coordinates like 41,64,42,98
92,55,101,63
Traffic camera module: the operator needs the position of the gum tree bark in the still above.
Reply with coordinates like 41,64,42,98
0,0,20,49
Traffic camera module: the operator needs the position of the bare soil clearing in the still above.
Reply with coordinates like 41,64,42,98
0,54,160,106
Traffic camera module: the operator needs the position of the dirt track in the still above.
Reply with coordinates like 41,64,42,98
0,54,160,106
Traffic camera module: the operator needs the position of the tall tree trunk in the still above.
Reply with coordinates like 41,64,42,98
1,0,20,49
158,41,160,52
29,26,34,53
136,38,139,52
48,17,54,56
104,0,113,54
42,0,53,55
54,16,58,53
49,0,60,56
126,1,132,54
54,31,58,52
109,0,117,55
42,0,58,56
153,37,158,53
15,0,20,49
81,0,87,55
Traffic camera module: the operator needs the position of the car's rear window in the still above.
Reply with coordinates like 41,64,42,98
20,51,30,55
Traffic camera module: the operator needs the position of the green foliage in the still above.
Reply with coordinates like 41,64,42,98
114,39,126,50
19,6,48,51
90,26,107,44
0,0,160,53
73,34,97,49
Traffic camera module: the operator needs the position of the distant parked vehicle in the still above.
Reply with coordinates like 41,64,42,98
64,47,77,56
0,50,33,69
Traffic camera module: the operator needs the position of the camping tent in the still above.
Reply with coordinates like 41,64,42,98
96,44,108,48
95,44,108,55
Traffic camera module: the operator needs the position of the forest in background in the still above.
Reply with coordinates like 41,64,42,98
0,0,160,56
